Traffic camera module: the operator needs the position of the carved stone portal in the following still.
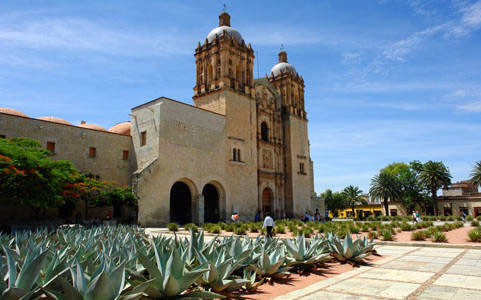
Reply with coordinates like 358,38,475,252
262,149,273,169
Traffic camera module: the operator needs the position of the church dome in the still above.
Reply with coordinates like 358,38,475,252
0,107,29,117
108,121,131,135
38,116,72,125
78,123,107,131
207,26,243,43
205,11,243,44
270,62,297,77
269,50,298,78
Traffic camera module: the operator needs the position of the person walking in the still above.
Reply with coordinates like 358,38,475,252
262,212,274,238
412,211,417,224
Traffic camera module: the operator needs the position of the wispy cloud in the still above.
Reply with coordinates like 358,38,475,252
457,101,481,112
0,18,192,57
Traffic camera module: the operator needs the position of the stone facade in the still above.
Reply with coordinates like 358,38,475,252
0,113,133,186
0,11,316,226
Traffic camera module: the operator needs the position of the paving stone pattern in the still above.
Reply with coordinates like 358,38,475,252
275,246,481,300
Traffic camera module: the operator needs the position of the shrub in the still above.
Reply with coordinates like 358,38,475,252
287,223,297,233
367,231,377,239
303,227,313,238
454,221,464,228
350,225,360,234
235,227,246,235
361,224,370,232
184,223,198,233
317,224,325,233
381,229,393,241
468,229,481,242
217,222,227,230
477,216,481,221
467,215,474,221
471,220,480,227
400,223,414,231
275,225,285,234
447,216,455,221
225,223,235,232
433,231,447,243
412,231,426,241
210,225,221,234
249,223,259,233
167,223,179,232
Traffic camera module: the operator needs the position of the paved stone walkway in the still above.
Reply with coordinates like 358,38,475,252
274,245,481,299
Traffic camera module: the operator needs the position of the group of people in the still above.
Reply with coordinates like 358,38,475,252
301,209,323,222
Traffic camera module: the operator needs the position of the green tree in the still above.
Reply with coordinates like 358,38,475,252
381,161,428,212
322,189,347,217
471,161,481,188
418,161,451,215
369,172,401,216
342,185,366,219
0,137,77,217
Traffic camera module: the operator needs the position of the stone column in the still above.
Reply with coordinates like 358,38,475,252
197,194,205,225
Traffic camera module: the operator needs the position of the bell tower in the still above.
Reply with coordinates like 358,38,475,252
269,50,306,119
193,11,255,114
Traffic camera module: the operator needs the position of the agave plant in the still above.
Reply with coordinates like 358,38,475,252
136,245,223,299
283,235,330,269
2,246,49,300
327,233,375,263
242,269,264,292
249,248,290,279
196,248,248,293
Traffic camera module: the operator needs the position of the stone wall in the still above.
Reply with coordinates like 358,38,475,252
132,98,227,226
0,113,133,186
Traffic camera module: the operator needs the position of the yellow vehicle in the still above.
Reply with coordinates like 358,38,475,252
329,204,382,219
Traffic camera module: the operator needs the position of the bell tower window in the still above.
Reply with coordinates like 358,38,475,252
261,122,269,142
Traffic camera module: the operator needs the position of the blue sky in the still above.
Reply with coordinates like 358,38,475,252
1,0,481,194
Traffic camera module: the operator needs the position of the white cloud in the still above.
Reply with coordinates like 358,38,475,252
446,0,481,37
0,18,192,57
457,100,481,112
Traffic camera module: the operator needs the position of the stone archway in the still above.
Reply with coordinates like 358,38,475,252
203,184,220,223
262,187,273,217
170,181,192,224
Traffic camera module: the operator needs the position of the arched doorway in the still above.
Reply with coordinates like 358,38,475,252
170,181,192,224
262,187,272,217
203,184,219,223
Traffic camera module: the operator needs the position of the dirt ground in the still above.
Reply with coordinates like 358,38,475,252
232,254,385,299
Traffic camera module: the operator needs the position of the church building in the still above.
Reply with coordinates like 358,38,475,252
0,11,315,226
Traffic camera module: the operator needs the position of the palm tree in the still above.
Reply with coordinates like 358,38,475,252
369,172,401,216
471,161,481,189
419,161,451,216
342,185,366,219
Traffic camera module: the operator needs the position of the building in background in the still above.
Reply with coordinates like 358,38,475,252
0,11,316,226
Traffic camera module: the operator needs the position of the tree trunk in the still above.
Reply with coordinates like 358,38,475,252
383,197,390,216
351,204,355,220
432,188,438,216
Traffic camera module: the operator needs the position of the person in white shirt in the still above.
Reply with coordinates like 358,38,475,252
262,212,274,238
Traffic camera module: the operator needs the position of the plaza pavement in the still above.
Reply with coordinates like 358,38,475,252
275,245,481,300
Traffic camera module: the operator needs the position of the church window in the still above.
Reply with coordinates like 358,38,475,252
299,162,305,174
233,148,237,161
261,122,269,142
122,150,129,160
46,141,55,154
237,149,241,162
229,59,232,65
141,131,147,146
89,147,96,158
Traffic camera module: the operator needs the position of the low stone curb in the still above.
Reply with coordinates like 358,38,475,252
377,240,481,249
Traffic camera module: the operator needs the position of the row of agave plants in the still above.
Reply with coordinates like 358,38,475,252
0,225,375,299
